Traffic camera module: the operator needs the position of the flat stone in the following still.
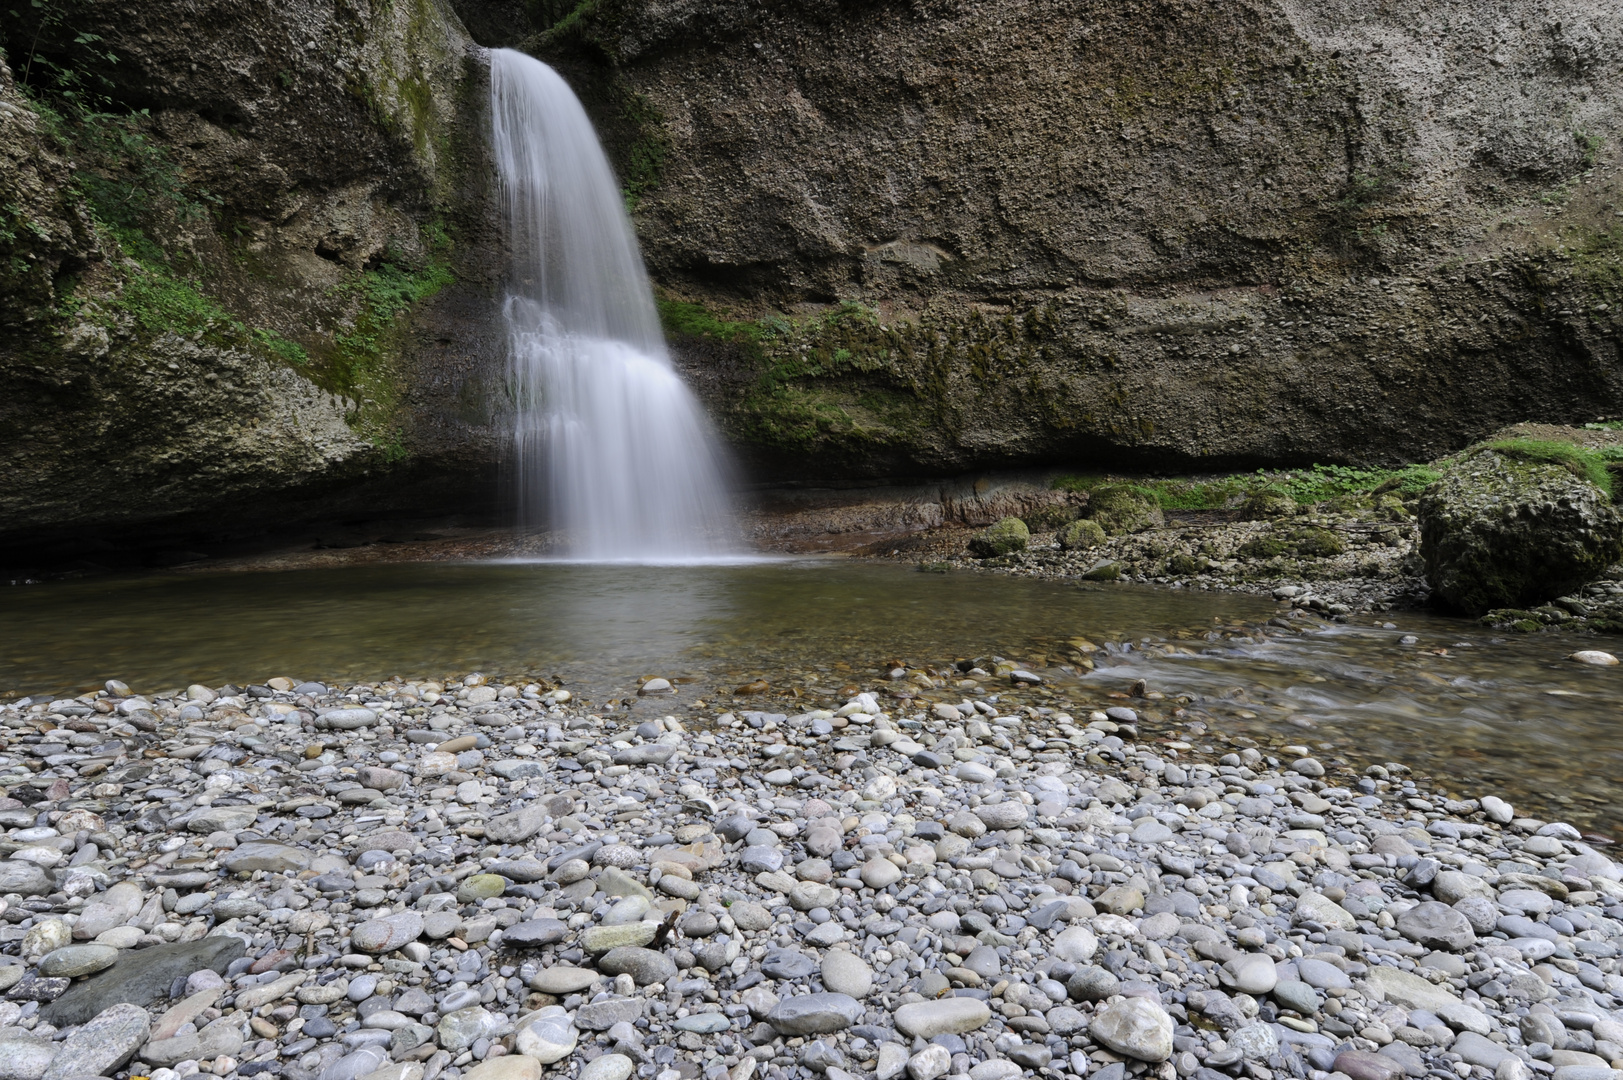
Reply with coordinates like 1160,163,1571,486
528,966,601,994
1224,953,1278,995
893,998,993,1039
1332,1050,1404,1080
575,997,646,1031
580,1055,634,1080
672,1012,729,1033
514,1006,577,1064
484,804,547,843
754,948,812,980
0,1036,56,1080
580,922,658,952
461,1059,541,1080
766,993,865,1035
598,946,676,985
1294,892,1358,931
1364,966,1460,1012
1089,997,1174,1062
437,1007,501,1053
820,951,873,997
185,805,256,833
221,842,311,873
1296,957,1352,990
1432,871,1494,905
1452,1032,1515,1071
1052,925,1097,964
37,945,118,978
352,912,424,954
42,1003,149,1080
975,803,1028,831
1272,980,1319,1015
613,745,676,765
861,859,903,890
1396,901,1476,951
41,937,245,1027
504,919,569,947
0,863,51,897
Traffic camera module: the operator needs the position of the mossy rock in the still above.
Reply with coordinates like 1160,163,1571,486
1237,531,1289,559
1418,449,1623,616
1081,560,1121,581
1020,502,1081,532
1085,484,1163,536
1166,553,1208,575
1240,491,1297,520
967,516,1029,558
1292,527,1346,558
1057,518,1107,551
1373,493,1410,522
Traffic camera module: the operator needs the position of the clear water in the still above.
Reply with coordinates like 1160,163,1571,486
490,50,736,559
2,560,1619,835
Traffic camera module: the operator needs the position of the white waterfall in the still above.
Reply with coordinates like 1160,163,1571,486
489,48,738,561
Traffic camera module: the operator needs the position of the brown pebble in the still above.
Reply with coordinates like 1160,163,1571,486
250,949,293,974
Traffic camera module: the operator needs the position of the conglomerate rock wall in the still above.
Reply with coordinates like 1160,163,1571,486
3,0,1623,552
502,0,1623,480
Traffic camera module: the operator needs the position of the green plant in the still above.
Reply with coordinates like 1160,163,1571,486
1473,438,1623,498
1576,130,1604,171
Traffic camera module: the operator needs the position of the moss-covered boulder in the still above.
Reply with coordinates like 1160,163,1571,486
1085,485,1164,536
968,516,1030,557
1418,449,1623,615
1020,502,1081,532
1240,492,1296,520
1057,518,1107,551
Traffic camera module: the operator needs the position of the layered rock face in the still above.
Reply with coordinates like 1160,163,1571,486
0,0,503,554
503,0,1623,480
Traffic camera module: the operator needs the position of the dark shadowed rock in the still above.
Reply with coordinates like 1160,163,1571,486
42,937,246,1027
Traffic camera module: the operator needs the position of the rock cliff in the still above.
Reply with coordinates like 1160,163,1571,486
4,0,1623,553
0,0,502,556
505,0,1623,481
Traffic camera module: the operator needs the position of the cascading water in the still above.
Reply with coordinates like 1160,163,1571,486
489,48,738,561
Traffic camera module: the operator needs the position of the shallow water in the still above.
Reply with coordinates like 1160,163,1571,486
1,560,1618,834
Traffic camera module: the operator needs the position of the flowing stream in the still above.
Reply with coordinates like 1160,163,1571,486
490,49,736,560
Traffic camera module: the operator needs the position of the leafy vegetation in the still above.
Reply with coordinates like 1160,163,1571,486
1052,462,1442,511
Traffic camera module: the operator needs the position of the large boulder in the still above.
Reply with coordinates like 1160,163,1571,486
1418,449,1623,615
967,517,1029,557
1085,485,1164,536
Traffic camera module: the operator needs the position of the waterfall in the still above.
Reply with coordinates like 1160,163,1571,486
489,48,738,561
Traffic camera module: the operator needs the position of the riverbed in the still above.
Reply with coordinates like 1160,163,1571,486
2,559,1618,836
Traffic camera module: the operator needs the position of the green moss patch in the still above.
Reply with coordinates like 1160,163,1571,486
1472,438,1622,499
1053,462,1442,511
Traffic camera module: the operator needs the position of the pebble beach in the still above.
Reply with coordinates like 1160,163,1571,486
0,665,1618,1080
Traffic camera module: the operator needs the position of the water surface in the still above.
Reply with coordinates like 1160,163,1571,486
1,560,1616,834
